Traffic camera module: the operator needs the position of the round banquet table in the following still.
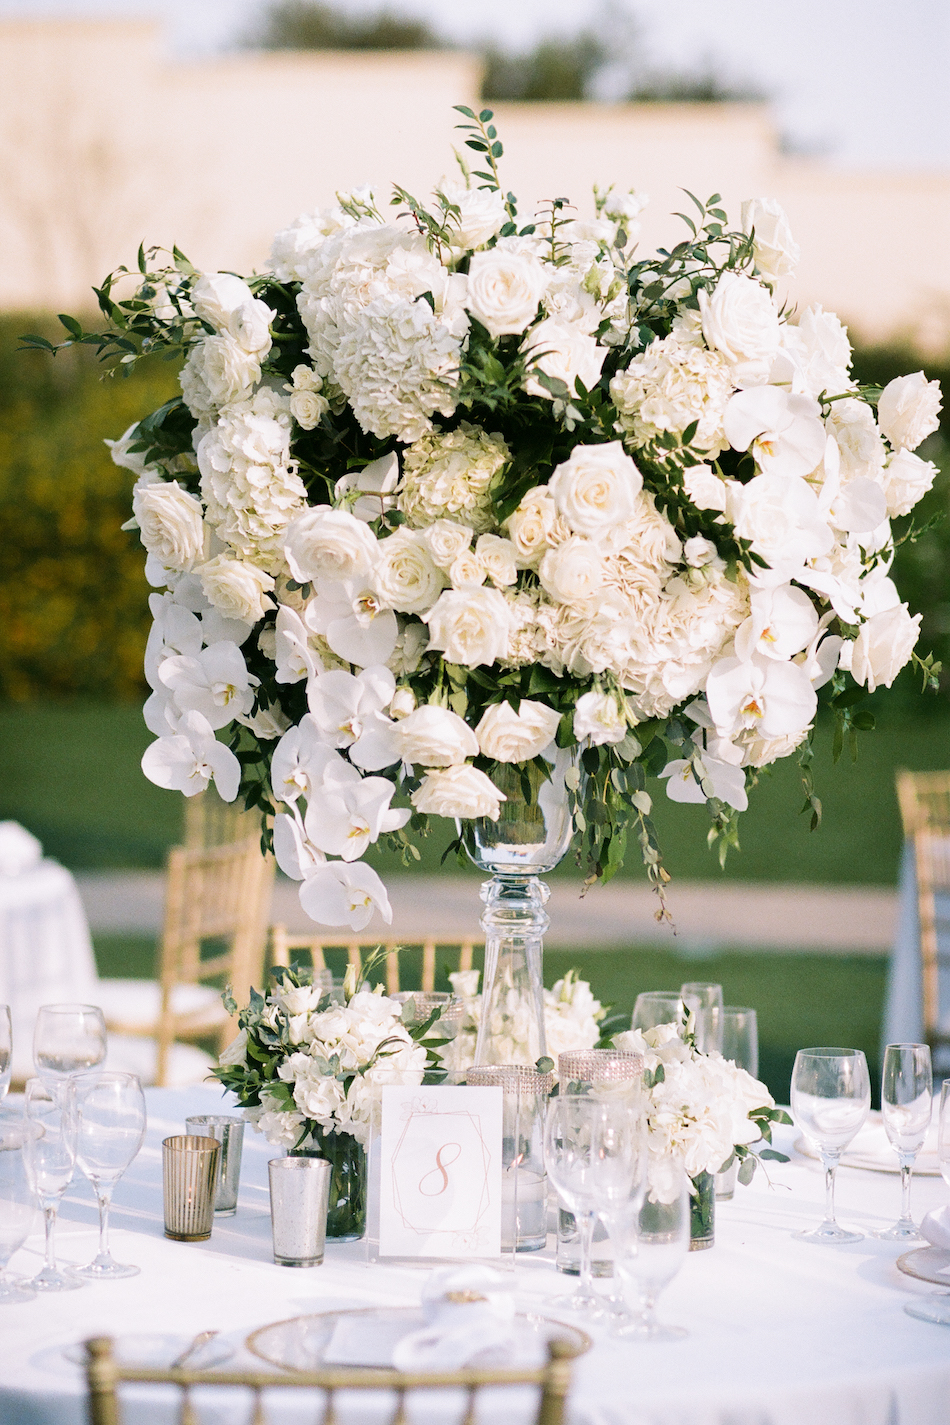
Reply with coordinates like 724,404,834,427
2,1085,950,1425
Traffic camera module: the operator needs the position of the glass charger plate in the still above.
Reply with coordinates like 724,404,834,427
896,1248,950,1286
62,1333,235,1371
247,1307,591,1373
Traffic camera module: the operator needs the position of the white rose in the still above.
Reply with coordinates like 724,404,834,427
880,448,938,519
411,764,506,819
727,474,833,576
522,318,607,400
538,536,606,605
192,272,256,329
440,182,508,250
423,587,510,667
290,388,329,430
741,198,800,279
225,298,275,356
850,604,921,692
505,486,567,567
180,335,261,415
475,699,562,762
699,271,781,379
825,398,886,480
198,554,275,623
218,1028,247,1067
475,534,519,587
107,423,153,478
133,481,206,571
573,690,628,745
390,687,416,719
422,519,475,570
877,372,943,451
396,705,478,767
449,550,487,590
465,248,548,338
683,464,728,512
548,441,642,536
284,505,379,584
372,528,445,614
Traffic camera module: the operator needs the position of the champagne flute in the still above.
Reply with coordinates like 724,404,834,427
544,1097,615,1317
613,1158,690,1341
680,981,724,1054
791,1047,871,1244
874,1043,932,1241
0,1006,11,1108
22,1077,83,1291
74,1072,147,1280
905,1080,950,1326
631,992,685,1035
0,1121,39,1304
33,1004,106,1098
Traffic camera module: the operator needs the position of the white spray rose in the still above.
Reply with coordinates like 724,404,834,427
198,555,275,623
850,604,921,692
877,372,942,451
372,528,445,614
132,481,206,571
522,318,607,401
192,272,256,329
179,336,261,416
506,486,568,567
741,198,800,279
448,550,487,590
423,519,475,570
881,448,939,518
396,705,478,766
573,690,628,745
289,367,329,431
411,764,505,819
284,506,379,584
699,271,781,381
539,536,606,605
548,441,642,537
475,534,519,587
423,587,510,667
465,248,548,337
440,182,508,251
475,700,561,762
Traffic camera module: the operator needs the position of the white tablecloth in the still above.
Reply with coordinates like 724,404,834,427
2,1086,950,1425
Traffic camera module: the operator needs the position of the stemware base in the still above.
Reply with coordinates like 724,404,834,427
0,1275,36,1305
904,1292,950,1326
613,1318,687,1342
793,1221,863,1245
30,1264,84,1292
546,1287,607,1320
75,1255,140,1281
873,1220,926,1243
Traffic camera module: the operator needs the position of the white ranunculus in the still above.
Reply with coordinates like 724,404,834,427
192,272,256,329
475,699,562,762
506,486,567,567
573,690,628,745
850,604,921,692
422,519,474,570
698,271,781,382
723,387,826,480
538,536,606,606
683,465,728,513
440,182,508,251
284,506,379,584
881,448,939,518
877,372,943,451
465,247,548,338
396,705,478,767
132,481,206,572
410,764,505,819
475,534,519,587
741,198,800,279
372,528,445,614
548,441,642,537
522,318,607,401
423,587,510,667
198,555,275,624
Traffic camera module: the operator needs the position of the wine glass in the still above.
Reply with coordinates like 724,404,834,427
22,1077,83,1291
791,1047,871,1244
631,992,685,1035
905,1079,950,1326
585,1105,647,1324
33,1004,106,1098
680,982,724,1054
544,1097,618,1318
874,1043,932,1241
613,1157,690,1341
0,1121,40,1304
74,1072,147,1280
0,1006,11,1109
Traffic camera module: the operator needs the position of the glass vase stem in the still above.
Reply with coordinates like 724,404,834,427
473,875,549,1068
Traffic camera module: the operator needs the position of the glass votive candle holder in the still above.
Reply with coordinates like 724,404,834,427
467,1064,553,1252
185,1115,244,1216
162,1135,220,1242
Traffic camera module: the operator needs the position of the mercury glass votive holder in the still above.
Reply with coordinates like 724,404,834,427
185,1115,244,1215
162,1135,220,1242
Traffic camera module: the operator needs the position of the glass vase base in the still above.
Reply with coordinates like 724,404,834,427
613,1319,687,1342
904,1292,950,1326
873,1221,926,1242
793,1222,863,1245
689,1237,714,1251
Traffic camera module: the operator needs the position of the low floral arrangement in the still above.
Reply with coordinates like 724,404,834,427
33,106,942,926
436,966,606,1076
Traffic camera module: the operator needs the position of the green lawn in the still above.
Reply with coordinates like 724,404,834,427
4,696,949,883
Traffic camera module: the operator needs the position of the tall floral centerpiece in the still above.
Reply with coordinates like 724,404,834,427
37,108,941,1065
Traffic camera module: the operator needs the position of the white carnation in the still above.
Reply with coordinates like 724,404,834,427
851,603,920,692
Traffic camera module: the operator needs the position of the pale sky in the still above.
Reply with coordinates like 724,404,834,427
3,0,949,168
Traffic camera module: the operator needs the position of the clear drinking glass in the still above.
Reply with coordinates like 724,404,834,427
905,1080,950,1325
544,1097,622,1318
722,1007,759,1079
631,992,685,1035
0,1121,39,1304
0,1006,12,1108
874,1043,932,1241
613,1159,690,1341
33,1004,106,1097
791,1047,871,1244
22,1078,83,1291
74,1072,147,1279
680,982,724,1054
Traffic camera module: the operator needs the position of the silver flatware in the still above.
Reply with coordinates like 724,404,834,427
170,1330,219,1370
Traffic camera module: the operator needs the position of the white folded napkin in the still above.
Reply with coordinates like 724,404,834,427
0,822,42,876
920,1205,950,1251
392,1266,542,1373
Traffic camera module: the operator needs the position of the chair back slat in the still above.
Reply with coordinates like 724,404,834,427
269,932,478,994
897,770,950,1051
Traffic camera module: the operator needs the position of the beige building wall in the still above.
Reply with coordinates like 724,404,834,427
2,19,949,349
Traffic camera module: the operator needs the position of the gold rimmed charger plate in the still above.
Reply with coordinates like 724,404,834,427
897,1247,950,1286
246,1307,591,1374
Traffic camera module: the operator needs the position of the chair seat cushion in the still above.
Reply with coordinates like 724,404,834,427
95,979,228,1034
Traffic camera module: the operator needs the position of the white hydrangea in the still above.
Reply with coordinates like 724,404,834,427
398,422,509,533
610,334,732,456
197,401,308,569
269,204,354,282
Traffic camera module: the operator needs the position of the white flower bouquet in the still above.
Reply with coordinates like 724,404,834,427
437,966,607,1076
37,107,942,927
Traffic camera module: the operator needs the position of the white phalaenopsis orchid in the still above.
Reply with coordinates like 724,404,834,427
706,651,817,741
271,716,341,804
298,860,393,931
274,604,323,684
303,761,409,861
158,640,258,729
660,753,748,812
334,451,400,522
734,583,818,663
273,810,325,880
306,666,397,756
723,387,826,479
304,579,399,667
141,709,241,801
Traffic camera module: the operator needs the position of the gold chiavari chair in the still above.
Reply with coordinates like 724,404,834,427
896,769,950,1055
269,925,476,996
85,1335,574,1425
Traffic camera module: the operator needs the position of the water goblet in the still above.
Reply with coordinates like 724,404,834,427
0,1006,11,1109
791,1047,871,1244
874,1043,932,1241
544,1097,620,1318
585,1107,647,1325
613,1159,690,1341
22,1077,83,1291
631,992,685,1035
0,1121,40,1304
33,1004,106,1098
74,1072,147,1280
904,1080,950,1325
680,981,724,1054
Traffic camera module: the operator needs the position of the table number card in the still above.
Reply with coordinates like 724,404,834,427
377,1084,503,1259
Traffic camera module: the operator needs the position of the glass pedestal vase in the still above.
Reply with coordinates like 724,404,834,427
460,755,575,1068
290,1130,366,1242
689,1171,715,1250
